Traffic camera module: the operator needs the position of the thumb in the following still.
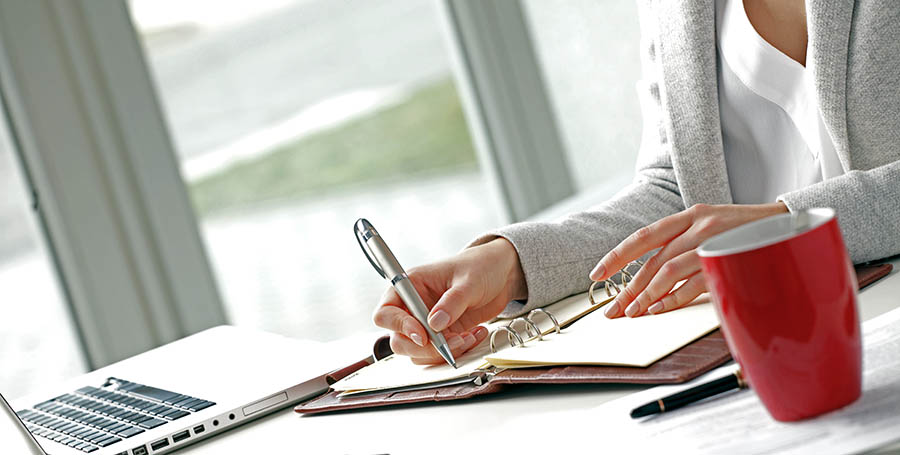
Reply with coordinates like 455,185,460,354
427,282,478,332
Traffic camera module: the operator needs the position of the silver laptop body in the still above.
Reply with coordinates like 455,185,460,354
6,325,355,454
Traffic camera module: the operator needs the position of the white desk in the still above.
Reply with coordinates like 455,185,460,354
182,257,900,454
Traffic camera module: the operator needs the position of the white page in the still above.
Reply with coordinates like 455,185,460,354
331,291,615,393
484,299,720,368
503,306,900,454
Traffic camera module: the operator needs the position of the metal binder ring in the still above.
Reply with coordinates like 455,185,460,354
490,326,525,353
507,317,542,342
619,260,644,288
527,308,560,335
589,279,620,305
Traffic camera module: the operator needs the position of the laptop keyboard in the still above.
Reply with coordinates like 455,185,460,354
16,377,214,453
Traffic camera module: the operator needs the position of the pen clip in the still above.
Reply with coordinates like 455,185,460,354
354,218,387,279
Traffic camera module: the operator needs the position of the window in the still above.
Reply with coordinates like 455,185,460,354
129,0,503,341
0,101,85,399
523,0,642,196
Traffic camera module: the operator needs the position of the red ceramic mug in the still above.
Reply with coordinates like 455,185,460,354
697,208,861,422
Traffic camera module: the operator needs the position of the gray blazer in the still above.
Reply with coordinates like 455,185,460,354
474,0,900,317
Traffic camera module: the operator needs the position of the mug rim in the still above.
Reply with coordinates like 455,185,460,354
698,207,836,258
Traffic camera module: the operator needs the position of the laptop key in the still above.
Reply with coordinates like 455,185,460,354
116,426,144,438
87,433,112,444
105,422,127,432
108,408,131,419
81,446,99,453
97,436,122,447
161,409,190,420
137,418,166,429
127,384,180,403
163,394,189,405
146,404,170,415
170,396,195,407
194,400,216,412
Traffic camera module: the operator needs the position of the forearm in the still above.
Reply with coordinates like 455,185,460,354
778,160,900,263
468,175,685,317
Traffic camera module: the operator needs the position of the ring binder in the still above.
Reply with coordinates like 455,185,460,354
528,309,560,335
489,261,644,353
508,317,542,342
589,260,644,306
490,326,525,353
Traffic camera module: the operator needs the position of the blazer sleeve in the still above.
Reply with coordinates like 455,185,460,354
778,160,900,264
468,3,685,318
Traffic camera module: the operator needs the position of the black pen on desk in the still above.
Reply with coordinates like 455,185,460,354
630,370,748,418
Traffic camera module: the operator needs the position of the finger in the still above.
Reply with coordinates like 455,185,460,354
606,226,705,314
373,304,428,347
389,332,439,359
407,326,489,365
648,272,707,315
447,291,511,334
590,211,693,281
624,250,701,317
428,282,478,332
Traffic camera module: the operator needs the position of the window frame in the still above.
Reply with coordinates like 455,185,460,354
440,0,575,222
0,0,225,368
0,0,574,367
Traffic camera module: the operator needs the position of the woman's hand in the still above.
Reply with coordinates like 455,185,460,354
591,203,788,318
372,238,527,364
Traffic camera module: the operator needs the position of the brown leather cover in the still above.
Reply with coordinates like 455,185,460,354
295,264,890,415
856,263,893,290
295,330,731,414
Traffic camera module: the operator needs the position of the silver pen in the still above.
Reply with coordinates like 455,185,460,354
354,218,457,368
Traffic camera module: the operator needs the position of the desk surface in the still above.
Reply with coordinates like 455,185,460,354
182,257,900,454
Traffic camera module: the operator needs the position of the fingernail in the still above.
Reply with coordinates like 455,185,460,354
605,301,619,318
409,333,425,347
429,310,451,331
590,263,606,279
625,302,640,317
448,335,464,349
648,302,664,314
472,326,487,338
462,332,476,348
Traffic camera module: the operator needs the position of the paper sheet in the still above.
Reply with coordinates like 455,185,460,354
331,290,614,393
484,298,720,368
507,305,900,454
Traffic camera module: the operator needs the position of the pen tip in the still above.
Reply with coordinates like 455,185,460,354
435,344,457,369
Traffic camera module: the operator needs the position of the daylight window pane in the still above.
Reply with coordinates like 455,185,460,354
130,0,502,341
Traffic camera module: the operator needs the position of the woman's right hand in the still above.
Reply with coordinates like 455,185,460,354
372,238,527,365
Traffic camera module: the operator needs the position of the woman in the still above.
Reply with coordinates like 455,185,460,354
374,0,900,364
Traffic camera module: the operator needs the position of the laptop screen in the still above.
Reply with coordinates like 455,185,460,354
0,392,46,455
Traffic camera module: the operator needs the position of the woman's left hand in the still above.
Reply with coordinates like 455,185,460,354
591,202,789,318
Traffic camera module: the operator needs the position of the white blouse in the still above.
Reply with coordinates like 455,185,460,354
716,0,844,205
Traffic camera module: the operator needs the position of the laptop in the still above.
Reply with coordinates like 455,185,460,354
4,325,363,454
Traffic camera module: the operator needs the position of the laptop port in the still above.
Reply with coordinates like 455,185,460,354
132,446,148,455
193,424,205,434
172,430,190,443
150,438,169,451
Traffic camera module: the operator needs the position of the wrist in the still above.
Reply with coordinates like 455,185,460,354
768,201,789,215
487,238,528,301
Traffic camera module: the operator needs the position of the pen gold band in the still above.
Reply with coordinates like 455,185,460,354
735,370,747,389
658,399,666,412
